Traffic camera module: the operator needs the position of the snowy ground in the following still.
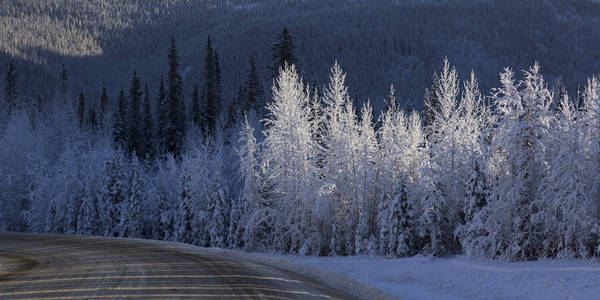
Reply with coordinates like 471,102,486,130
248,254,600,300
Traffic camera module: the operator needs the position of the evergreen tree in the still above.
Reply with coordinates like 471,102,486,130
379,182,415,257
121,157,144,238
36,94,43,115
228,195,242,248
156,76,168,154
485,64,552,261
77,187,99,235
420,179,447,256
113,87,128,150
100,151,127,237
141,84,154,160
128,71,143,156
88,105,97,130
423,72,440,130
455,161,489,257
59,64,69,101
98,83,109,128
208,176,229,248
271,27,297,77
166,37,186,157
200,36,221,135
214,51,223,114
192,83,200,127
100,83,109,116
175,170,194,244
243,54,264,114
45,200,59,234
153,156,179,240
4,60,17,112
77,92,86,128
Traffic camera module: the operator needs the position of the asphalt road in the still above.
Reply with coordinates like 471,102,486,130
0,233,357,300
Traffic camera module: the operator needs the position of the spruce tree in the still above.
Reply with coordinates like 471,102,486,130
192,83,200,127
128,71,143,156
45,200,59,234
214,51,223,110
456,161,489,256
166,37,186,157
88,105,97,130
382,183,415,257
77,188,99,235
113,87,128,150
141,84,154,160
420,179,448,256
228,196,242,248
156,76,168,154
175,171,194,244
423,72,440,130
100,83,109,116
4,60,17,112
98,83,109,128
200,36,221,135
36,94,43,115
59,64,69,99
77,92,86,128
209,176,229,248
243,54,264,114
121,157,144,238
100,152,127,237
271,27,297,77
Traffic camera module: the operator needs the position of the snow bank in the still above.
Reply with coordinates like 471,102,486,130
265,255,600,300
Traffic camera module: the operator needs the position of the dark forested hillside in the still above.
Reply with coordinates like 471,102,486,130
2,0,600,111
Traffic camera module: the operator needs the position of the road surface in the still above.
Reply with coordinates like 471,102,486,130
0,233,357,299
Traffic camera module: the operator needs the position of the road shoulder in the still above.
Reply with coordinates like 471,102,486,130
134,239,399,300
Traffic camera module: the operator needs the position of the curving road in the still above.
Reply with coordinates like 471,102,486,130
0,233,356,300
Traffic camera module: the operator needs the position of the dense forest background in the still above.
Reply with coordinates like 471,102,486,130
2,0,600,112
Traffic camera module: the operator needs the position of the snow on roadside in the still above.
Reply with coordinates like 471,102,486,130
257,254,600,300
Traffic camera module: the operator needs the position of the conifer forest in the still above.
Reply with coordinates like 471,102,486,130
2,0,600,263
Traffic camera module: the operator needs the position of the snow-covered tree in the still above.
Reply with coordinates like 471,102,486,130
379,182,415,257
539,92,599,258
483,64,553,261
100,150,127,237
455,161,490,257
354,102,379,255
261,63,317,253
120,156,144,238
77,186,100,235
321,61,360,255
174,168,195,244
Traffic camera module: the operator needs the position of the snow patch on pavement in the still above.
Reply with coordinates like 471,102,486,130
0,256,20,276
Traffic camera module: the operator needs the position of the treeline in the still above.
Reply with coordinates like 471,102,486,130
2,46,600,260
